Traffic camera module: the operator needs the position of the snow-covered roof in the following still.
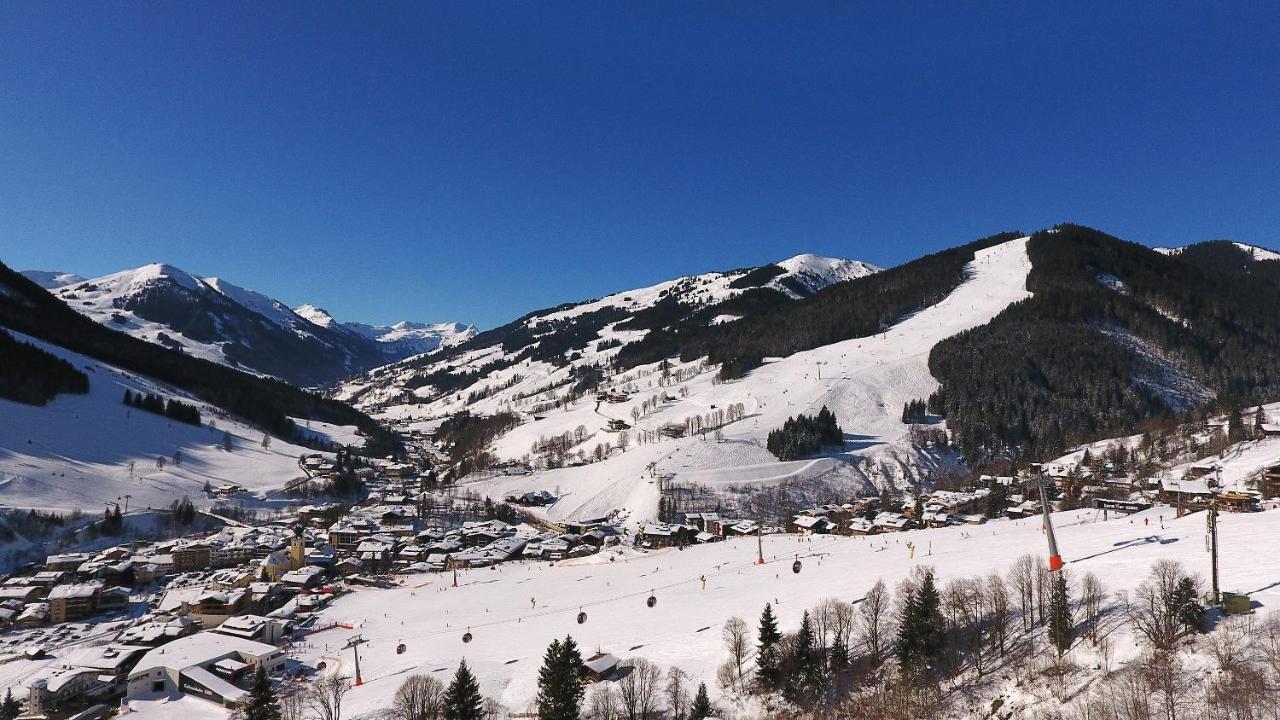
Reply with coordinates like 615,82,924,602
130,631,278,677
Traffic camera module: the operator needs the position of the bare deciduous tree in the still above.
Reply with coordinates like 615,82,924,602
1139,651,1189,720
858,579,891,666
617,658,662,720
392,674,445,720
1079,571,1106,646
1123,560,1190,653
721,616,750,690
985,573,1010,657
279,683,307,720
585,684,619,720
1009,554,1037,632
664,667,690,720
308,674,350,720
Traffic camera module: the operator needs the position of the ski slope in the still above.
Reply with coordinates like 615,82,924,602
0,331,350,514
456,236,1032,522
296,504,1280,718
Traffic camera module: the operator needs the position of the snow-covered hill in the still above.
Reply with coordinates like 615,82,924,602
343,239,1026,521
49,264,469,386
335,252,878,409
19,270,85,289
0,329,353,514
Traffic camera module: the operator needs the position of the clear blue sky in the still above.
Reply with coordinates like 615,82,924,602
1,2,1277,329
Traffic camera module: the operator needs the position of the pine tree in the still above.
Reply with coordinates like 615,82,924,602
897,570,946,675
756,603,782,691
784,610,823,706
0,688,18,720
913,496,925,520
1047,572,1073,657
536,636,585,720
560,634,587,684
123,389,133,406
444,659,483,720
689,683,711,720
828,633,850,676
244,665,282,720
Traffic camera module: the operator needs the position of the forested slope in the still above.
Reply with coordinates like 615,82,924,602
930,225,1280,462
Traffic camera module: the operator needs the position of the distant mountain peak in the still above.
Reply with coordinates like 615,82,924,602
46,263,472,386
19,270,86,289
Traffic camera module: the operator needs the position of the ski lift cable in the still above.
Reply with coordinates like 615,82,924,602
357,534,848,646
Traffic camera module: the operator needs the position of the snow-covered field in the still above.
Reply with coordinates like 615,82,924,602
296,503,1280,718
437,236,1032,523
0,331,352,514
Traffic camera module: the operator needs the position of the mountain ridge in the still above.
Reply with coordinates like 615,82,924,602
43,263,471,387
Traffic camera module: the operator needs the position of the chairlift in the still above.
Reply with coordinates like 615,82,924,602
577,609,587,624
462,628,473,644
646,591,657,608
396,642,407,655
792,558,802,574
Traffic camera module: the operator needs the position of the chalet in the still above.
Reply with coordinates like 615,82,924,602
0,585,45,604
638,523,694,548
791,514,835,535
327,522,364,551
920,511,950,528
1160,477,1213,507
97,586,131,615
1184,463,1217,479
17,602,49,627
356,539,395,572
1260,423,1280,437
280,566,326,588
1006,499,1042,519
564,517,611,534
298,503,345,528
1262,465,1280,499
659,424,686,439
45,553,90,571
584,652,621,682
847,518,877,536
872,512,913,533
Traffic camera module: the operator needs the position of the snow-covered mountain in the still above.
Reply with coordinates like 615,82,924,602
19,270,85,289
48,264,469,387
335,252,880,409
295,304,474,360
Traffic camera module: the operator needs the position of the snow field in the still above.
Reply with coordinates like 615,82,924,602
0,331,350,513
298,503,1280,718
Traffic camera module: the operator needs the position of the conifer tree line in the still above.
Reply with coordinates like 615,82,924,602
0,328,89,406
766,406,843,460
900,399,928,424
123,388,202,425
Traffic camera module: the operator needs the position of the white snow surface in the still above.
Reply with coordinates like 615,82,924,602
296,504,1280,718
0,330,348,513
18,270,86,289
